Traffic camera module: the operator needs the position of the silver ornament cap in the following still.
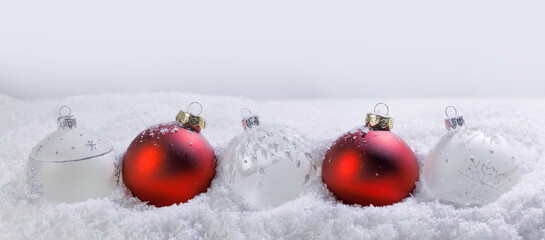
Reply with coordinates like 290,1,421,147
444,106,465,131
241,108,260,130
57,105,77,130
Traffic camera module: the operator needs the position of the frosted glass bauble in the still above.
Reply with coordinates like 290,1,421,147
221,124,316,209
27,107,119,203
423,127,521,205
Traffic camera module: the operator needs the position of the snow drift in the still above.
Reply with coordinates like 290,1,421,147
0,93,543,240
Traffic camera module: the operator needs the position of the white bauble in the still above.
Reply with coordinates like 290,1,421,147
423,125,521,205
27,107,120,203
220,115,316,209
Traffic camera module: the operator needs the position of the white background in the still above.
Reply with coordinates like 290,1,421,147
1,0,544,100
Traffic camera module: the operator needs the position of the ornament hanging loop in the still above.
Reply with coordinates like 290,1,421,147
445,106,457,118
241,107,252,117
59,105,72,117
374,102,390,115
187,102,203,116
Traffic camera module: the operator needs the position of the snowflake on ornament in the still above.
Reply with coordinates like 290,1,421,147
457,158,507,190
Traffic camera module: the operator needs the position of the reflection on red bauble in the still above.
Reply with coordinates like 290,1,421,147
322,129,418,206
123,122,216,207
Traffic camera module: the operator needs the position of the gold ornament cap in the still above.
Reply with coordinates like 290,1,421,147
365,102,394,130
175,102,206,133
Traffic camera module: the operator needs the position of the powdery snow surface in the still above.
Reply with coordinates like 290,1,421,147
0,93,544,240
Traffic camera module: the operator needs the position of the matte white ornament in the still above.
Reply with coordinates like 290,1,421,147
27,106,120,203
423,106,521,205
220,109,317,209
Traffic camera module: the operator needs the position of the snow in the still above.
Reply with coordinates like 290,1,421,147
0,93,544,240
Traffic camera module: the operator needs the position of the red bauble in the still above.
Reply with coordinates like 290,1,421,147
322,129,419,207
123,122,216,207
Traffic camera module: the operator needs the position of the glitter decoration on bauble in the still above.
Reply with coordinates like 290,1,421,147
27,106,120,203
122,102,216,207
220,108,317,209
322,103,419,207
422,106,521,205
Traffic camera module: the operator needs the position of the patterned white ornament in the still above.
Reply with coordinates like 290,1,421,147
27,106,119,203
422,106,521,205
220,109,317,209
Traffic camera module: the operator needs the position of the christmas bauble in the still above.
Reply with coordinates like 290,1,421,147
220,109,317,209
422,106,521,205
27,106,119,203
322,103,419,206
122,103,216,207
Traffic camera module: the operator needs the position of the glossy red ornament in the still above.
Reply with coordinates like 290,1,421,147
123,107,216,207
321,103,418,206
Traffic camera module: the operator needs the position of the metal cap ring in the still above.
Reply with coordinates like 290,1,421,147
445,105,458,118
241,107,252,116
374,102,389,115
59,105,72,117
186,102,203,116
